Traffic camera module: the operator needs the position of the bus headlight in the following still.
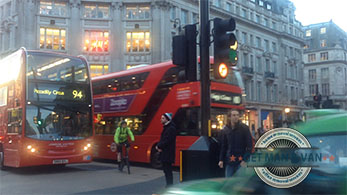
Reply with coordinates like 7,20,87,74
83,143,92,151
27,145,37,153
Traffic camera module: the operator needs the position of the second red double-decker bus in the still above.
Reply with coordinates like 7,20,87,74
0,48,94,169
92,60,244,168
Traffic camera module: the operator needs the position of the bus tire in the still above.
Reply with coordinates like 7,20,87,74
150,146,162,169
0,149,5,170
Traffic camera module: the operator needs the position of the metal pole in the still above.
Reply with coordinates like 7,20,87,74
199,0,210,137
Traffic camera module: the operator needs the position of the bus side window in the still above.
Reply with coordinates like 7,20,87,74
7,108,22,134
173,108,199,136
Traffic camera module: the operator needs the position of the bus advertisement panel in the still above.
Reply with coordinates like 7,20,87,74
92,61,244,168
0,48,94,169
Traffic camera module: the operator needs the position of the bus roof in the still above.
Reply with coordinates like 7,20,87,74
303,109,346,121
297,111,347,137
92,60,174,82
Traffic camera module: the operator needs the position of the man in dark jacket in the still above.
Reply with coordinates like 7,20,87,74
156,113,176,187
218,109,252,177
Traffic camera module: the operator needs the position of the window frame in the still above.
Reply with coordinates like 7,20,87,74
83,3,110,19
39,27,66,51
126,31,151,53
83,30,109,53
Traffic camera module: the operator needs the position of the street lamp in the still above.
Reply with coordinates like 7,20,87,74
284,108,290,114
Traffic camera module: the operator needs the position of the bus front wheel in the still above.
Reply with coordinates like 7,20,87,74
150,146,162,169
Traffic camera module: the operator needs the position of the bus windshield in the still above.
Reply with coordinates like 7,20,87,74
25,51,93,140
25,104,92,140
26,51,89,83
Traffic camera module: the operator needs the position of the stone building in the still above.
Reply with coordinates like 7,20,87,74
303,21,347,109
0,0,306,129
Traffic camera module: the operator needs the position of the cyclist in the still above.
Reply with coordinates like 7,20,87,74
114,121,135,170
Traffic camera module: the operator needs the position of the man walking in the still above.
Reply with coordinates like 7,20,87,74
156,113,176,187
218,109,253,177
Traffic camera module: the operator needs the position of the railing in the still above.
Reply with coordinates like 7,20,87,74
264,71,275,79
242,66,254,75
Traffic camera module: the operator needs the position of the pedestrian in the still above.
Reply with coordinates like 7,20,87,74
218,109,253,177
156,113,177,187
114,120,134,170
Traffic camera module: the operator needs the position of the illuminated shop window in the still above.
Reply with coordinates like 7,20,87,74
90,64,109,77
83,4,109,19
40,27,66,50
126,32,150,53
39,0,67,16
84,31,109,52
125,5,150,19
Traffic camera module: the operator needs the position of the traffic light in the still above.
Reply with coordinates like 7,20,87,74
213,17,237,79
172,24,197,81
313,94,322,109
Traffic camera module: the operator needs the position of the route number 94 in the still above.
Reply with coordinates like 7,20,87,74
72,90,84,99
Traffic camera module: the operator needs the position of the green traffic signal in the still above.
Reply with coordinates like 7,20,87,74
229,39,238,66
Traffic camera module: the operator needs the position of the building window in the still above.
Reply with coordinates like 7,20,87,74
256,37,261,47
265,59,270,71
273,84,277,103
226,3,232,12
320,52,328,60
243,53,249,67
256,15,260,23
320,27,326,34
264,18,269,27
320,39,327,47
90,64,109,77
309,84,317,95
84,30,109,52
308,54,316,62
306,30,311,37
84,4,109,19
256,57,262,72
272,42,277,52
241,8,247,18
40,27,66,50
242,32,247,44
257,81,261,101
259,0,264,6
272,22,277,30
272,61,277,74
39,0,67,16
181,9,188,25
266,3,272,10
126,32,151,53
170,7,176,20
125,5,150,20
321,68,329,79
264,40,269,51
266,85,271,102
308,69,317,81
192,13,199,24
322,83,329,96
250,35,254,46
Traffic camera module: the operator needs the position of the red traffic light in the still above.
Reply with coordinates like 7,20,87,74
214,62,228,79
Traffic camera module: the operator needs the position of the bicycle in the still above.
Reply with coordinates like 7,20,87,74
117,142,130,174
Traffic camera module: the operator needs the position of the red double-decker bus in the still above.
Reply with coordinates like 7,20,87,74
92,60,244,168
0,48,94,169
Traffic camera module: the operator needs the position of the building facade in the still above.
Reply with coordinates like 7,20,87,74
303,21,347,109
0,0,306,129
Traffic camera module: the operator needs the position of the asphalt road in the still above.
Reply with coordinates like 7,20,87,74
0,160,179,195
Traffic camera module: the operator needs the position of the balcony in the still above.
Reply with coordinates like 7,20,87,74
290,99,298,105
264,71,275,81
242,66,254,77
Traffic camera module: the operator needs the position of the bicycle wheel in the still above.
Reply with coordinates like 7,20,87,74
126,157,130,174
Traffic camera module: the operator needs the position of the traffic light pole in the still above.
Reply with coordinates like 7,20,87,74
199,0,210,137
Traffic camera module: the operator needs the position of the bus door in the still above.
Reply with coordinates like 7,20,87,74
4,108,22,167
